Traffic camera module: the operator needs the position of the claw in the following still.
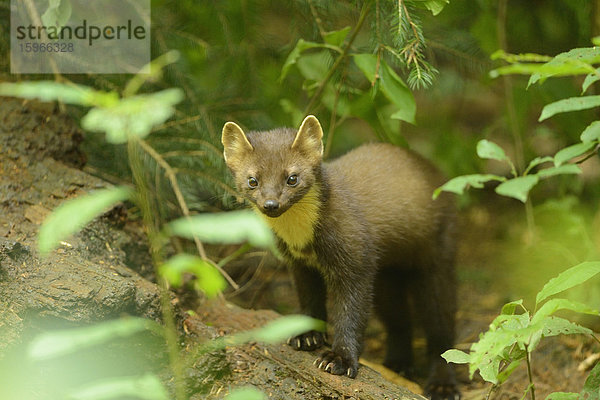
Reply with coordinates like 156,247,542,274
305,337,311,347
286,337,292,345
346,368,352,377
295,339,301,348
318,360,327,369
325,362,333,372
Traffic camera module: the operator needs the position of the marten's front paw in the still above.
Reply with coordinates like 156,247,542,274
314,350,358,378
287,330,325,351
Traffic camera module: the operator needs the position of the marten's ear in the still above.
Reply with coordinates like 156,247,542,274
222,122,253,164
292,115,324,157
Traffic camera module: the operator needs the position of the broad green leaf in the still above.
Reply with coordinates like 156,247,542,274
554,142,596,166
525,156,553,174
540,95,600,122
495,175,539,203
28,318,160,360
545,393,580,400
536,164,581,179
68,374,169,400
159,254,226,297
491,63,594,80
168,210,275,250
418,0,449,15
536,261,600,305
581,121,600,142
529,48,600,86
477,139,509,162
82,88,184,144
501,299,524,315
39,186,132,256
297,51,332,82
0,81,117,107
582,69,600,94
581,361,600,399
532,299,599,325
433,174,505,199
41,0,72,30
280,39,327,82
226,387,266,400
539,316,592,339
441,349,470,364
323,27,350,47
353,54,416,124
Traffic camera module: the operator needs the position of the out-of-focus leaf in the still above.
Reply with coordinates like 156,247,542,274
39,186,131,256
581,121,600,143
417,0,449,15
536,262,600,305
525,156,553,173
28,318,160,360
536,164,581,179
0,81,117,107
529,48,600,86
433,174,504,199
545,393,581,400
168,210,275,250
82,88,183,144
353,54,416,124
41,0,72,29
225,387,266,400
501,299,524,315
323,27,350,47
539,95,600,122
581,361,600,399
495,176,539,203
554,142,596,166
477,139,509,163
159,254,226,297
280,39,327,82
582,69,600,94
441,349,470,364
68,374,169,400
532,299,599,325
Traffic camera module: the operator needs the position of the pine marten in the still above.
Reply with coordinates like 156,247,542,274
221,115,459,400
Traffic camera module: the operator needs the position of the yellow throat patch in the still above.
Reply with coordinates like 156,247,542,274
256,185,321,252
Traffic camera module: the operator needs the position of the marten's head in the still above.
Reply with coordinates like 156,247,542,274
222,115,323,218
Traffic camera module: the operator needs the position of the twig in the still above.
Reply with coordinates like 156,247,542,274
303,1,371,115
136,138,239,290
524,344,536,400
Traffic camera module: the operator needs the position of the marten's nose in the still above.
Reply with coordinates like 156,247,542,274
263,200,280,211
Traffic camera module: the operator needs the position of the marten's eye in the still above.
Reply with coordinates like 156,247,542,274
286,174,299,187
247,177,258,189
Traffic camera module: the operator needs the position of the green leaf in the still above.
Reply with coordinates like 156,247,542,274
540,95,600,122
536,164,582,179
554,142,596,166
581,361,600,399
39,186,132,256
82,88,184,144
168,211,275,250
545,393,581,400
441,349,470,364
538,316,592,339
323,27,350,47
28,318,160,360
536,261,600,305
525,156,554,174
581,121,600,143
419,0,449,15
495,175,539,203
532,299,599,325
225,387,266,400
529,48,600,86
477,139,509,162
41,0,72,30
433,174,505,199
582,69,600,94
280,39,326,82
68,374,169,400
353,54,416,124
0,81,117,107
159,254,226,297
497,359,523,384
501,299,524,315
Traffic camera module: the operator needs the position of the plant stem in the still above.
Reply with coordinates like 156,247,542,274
524,344,536,400
127,140,187,400
303,1,370,115
136,138,239,290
